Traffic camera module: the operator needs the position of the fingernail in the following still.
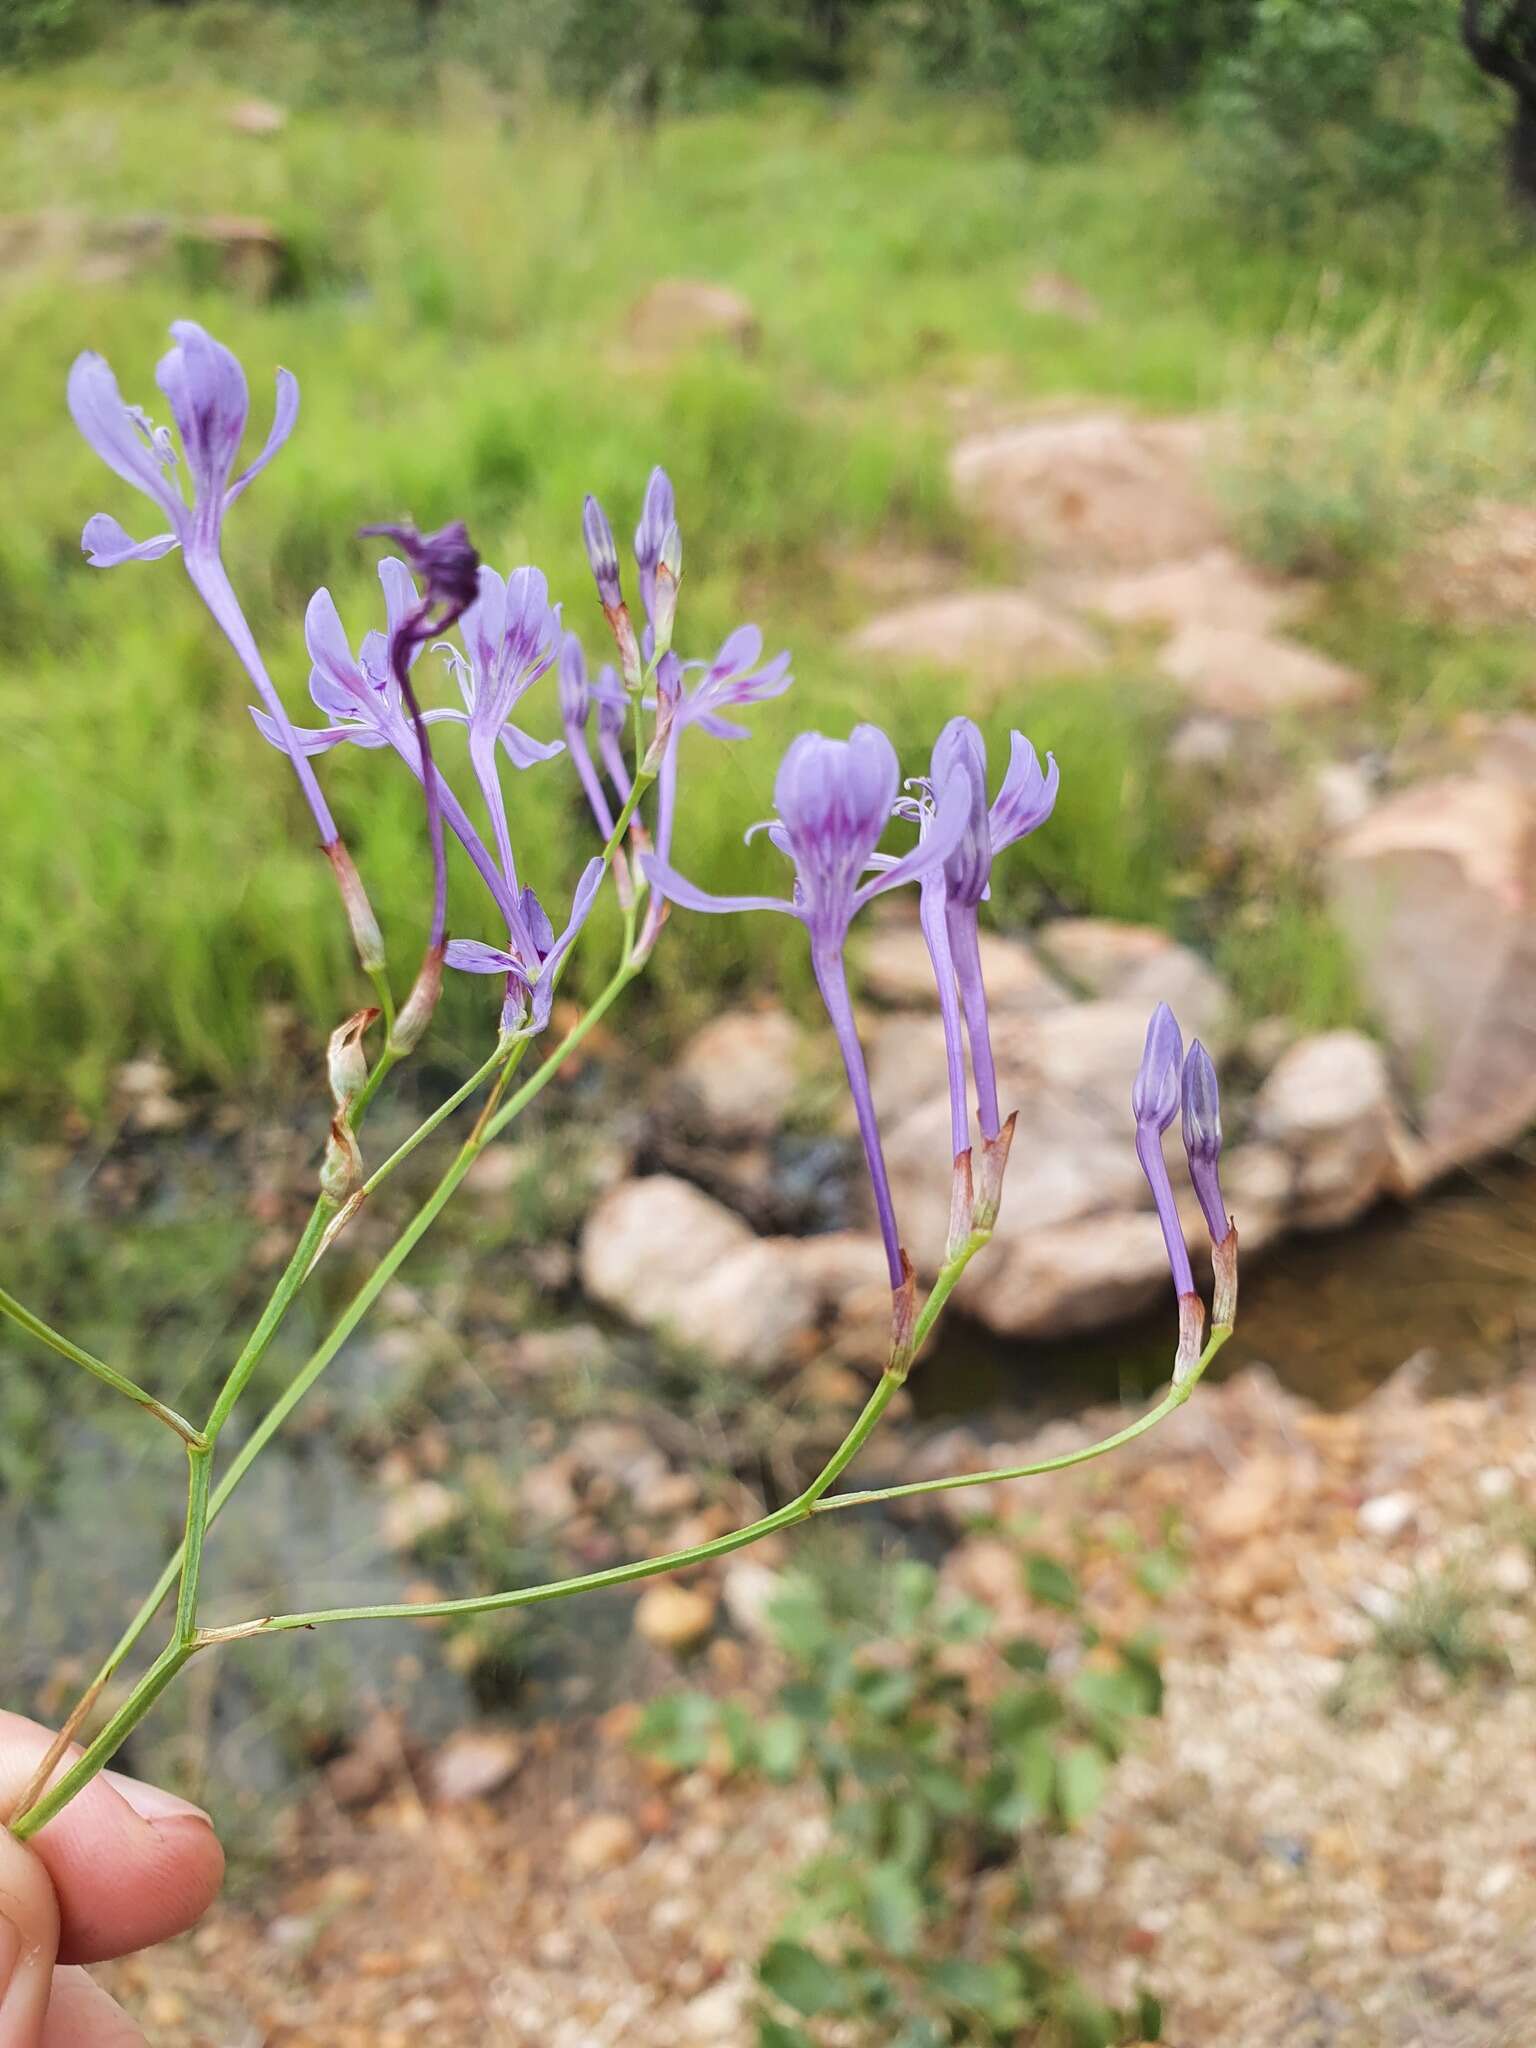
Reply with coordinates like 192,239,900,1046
104,1769,213,1829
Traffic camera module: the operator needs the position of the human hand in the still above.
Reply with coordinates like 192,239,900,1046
0,1711,224,2045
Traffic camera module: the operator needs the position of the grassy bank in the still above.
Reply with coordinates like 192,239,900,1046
6,26,1536,1104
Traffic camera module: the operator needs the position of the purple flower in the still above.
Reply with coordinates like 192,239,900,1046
445,859,605,1039
644,725,968,1291
252,565,521,933
560,633,618,841
1132,1002,1208,1375
68,321,340,853
435,564,565,894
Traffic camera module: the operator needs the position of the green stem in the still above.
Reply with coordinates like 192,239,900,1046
173,1446,213,1644
359,1039,512,1198
811,1326,1231,1516
0,1285,204,1447
10,1641,196,1843
202,1200,334,1444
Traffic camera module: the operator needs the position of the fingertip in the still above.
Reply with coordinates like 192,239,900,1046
0,1819,62,2038
43,1966,147,2048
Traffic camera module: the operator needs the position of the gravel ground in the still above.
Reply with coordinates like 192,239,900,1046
99,1358,1536,2046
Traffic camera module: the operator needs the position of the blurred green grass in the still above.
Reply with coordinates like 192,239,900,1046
6,30,1536,1105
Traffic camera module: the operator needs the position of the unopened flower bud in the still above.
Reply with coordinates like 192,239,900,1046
324,841,385,973
650,520,682,655
327,1006,379,1113
633,467,675,579
1131,1001,1182,1133
390,942,444,1056
320,1116,364,1204
1181,1040,1230,1248
582,494,622,609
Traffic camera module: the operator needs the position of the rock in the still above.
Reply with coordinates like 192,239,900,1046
228,97,287,135
184,215,286,299
565,1812,640,1877
1328,775,1536,1181
675,1007,800,1139
1412,499,1536,628
634,1583,716,1653
954,1208,1175,1338
1313,760,1375,834
628,279,759,356
380,1480,464,1551
720,1560,783,1641
115,1053,189,1133
1157,623,1365,717
1071,547,1307,637
790,1229,891,1366
949,411,1222,571
1033,919,1233,1046
1252,1031,1406,1228
427,1728,523,1805
1357,1492,1417,1541
847,590,1105,694
581,1173,751,1323
856,921,1069,1012
1020,270,1102,323
1220,1142,1293,1254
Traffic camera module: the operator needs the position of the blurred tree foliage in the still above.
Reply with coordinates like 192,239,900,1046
0,0,1513,228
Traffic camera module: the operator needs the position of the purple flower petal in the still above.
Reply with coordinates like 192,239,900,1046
249,706,379,754
305,588,363,700
642,856,795,920
80,512,179,567
521,858,606,1035
155,321,249,518
444,939,519,975
989,733,1060,850
225,367,299,507
499,725,566,769
1131,1002,1183,1132
67,352,185,526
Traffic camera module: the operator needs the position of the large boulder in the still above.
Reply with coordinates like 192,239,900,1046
1033,918,1233,1048
1157,623,1365,718
855,921,1069,1014
1070,547,1309,637
580,1175,816,1370
1328,775,1536,1180
674,1007,801,1140
628,279,759,356
1251,1032,1407,1227
846,590,1105,695
949,411,1221,571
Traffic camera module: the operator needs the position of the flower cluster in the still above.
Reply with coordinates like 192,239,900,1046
70,319,1233,1379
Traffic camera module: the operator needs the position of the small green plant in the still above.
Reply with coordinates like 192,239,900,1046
1221,310,1534,578
638,1543,1166,2046
1327,1569,1511,1721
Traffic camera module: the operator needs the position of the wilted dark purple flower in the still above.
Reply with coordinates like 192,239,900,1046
445,859,605,1040
361,520,480,623
644,726,967,1291
68,322,339,853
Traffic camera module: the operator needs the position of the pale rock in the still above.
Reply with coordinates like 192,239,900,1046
629,279,758,355
1034,919,1233,1047
380,1480,463,1551
581,1175,772,1362
428,1728,523,1805
665,1237,820,1371
634,1582,716,1653
856,921,1068,1012
1020,270,1102,324
228,98,287,135
1328,774,1536,1180
1219,1142,1294,1254
1072,547,1307,637
790,1230,891,1367
1158,623,1365,717
847,589,1105,694
950,411,1222,570
1412,499,1536,629
720,1560,783,1641
1357,1492,1417,1541
1242,1014,1301,1072
1165,715,1238,771
1252,1031,1405,1228
954,1209,1176,1338
675,1006,800,1139
565,1812,640,1877
684,1979,747,2039
1313,759,1375,834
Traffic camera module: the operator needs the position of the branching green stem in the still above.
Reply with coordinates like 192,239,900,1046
0,1285,205,1447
